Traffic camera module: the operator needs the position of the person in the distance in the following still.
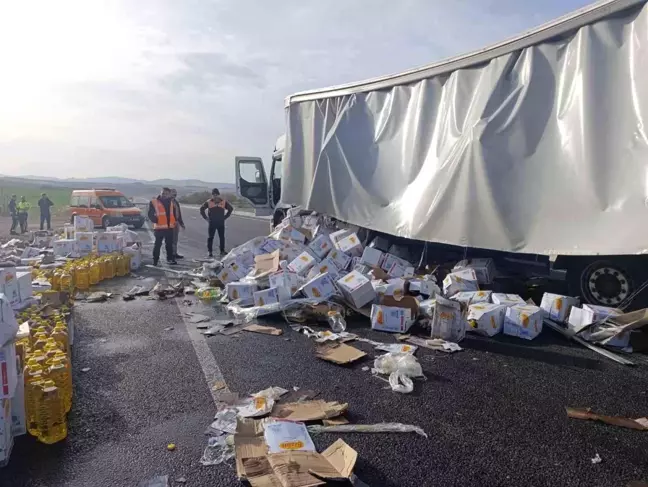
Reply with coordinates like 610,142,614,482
200,188,233,258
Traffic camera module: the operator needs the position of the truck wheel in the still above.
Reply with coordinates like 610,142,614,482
571,260,634,307
271,209,286,230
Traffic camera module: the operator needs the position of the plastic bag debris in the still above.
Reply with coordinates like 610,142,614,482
388,372,414,394
307,423,427,437
227,297,328,323
138,476,169,487
375,343,417,354
207,408,239,436
237,396,275,418
200,434,235,466
327,310,347,332
591,453,602,464
253,386,289,401
373,352,424,394
406,336,463,353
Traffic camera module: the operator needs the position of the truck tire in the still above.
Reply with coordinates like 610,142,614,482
568,259,634,308
272,209,286,230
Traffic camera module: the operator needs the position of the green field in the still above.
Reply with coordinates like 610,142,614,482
0,185,71,215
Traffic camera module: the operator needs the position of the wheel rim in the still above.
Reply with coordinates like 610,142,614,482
581,262,632,307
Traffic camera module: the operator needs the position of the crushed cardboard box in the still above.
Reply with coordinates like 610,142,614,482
315,343,366,365
245,325,284,336
272,400,348,422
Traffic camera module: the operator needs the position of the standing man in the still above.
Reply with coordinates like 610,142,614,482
148,188,178,266
38,193,54,230
8,195,18,235
17,196,31,234
200,188,233,258
170,189,185,259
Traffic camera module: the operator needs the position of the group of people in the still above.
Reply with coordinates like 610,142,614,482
148,187,233,266
8,193,54,235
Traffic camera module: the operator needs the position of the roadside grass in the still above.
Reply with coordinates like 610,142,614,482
0,185,71,217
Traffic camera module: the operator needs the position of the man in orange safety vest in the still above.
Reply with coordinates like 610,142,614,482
148,187,182,266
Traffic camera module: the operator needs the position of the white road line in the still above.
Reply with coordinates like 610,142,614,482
145,222,230,405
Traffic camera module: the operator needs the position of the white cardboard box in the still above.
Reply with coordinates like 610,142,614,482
492,293,526,307
328,249,351,271
15,272,32,304
453,258,496,285
307,234,333,260
430,296,466,342
451,290,492,307
0,398,12,467
53,239,77,257
409,279,440,297
360,247,384,267
307,257,340,281
567,304,623,335
216,266,239,285
73,215,94,232
336,233,363,257
337,270,376,309
10,361,25,437
442,269,479,297
540,293,580,323
75,232,94,254
467,303,506,337
269,271,302,297
300,272,337,300
329,229,352,246
226,282,257,301
287,252,318,277
0,342,17,399
123,246,142,270
381,254,411,273
97,232,121,254
370,304,414,333
0,271,20,310
253,288,281,307
504,305,543,340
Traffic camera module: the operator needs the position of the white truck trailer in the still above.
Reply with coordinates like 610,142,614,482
236,0,648,309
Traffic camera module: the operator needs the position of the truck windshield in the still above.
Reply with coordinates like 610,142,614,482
100,196,134,208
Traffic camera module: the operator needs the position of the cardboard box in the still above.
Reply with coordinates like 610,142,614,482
336,233,363,257
443,269,479,297
264,420,316,454
409,278,439,297
308,234,334,260
0,294,17,350
275,225,308,244
504,305,543,340
467,303,506,337
0,398,12,467
0,271,20,310
567,304,623,335
226,282,257,301
430,295,466,342
0,342,17,399
329,229,352,246
360,247,383,267
53,239,77,257
15,272,32,304
381,253,410,273
269,271,302,297
75,232,94,254
253,250,281,278
540,293,579,323
73,215,94,232
97,232,120,254
453,258,496,285
307,257,341,281
11,356,25,436
123,245,142,270
371,304,413,333
328,249,351,271
451,290,492,307
216,266,239,285
287,252,318,277
300,273,337,300
253,288,280,307
492,293,526,307
337,271,376,309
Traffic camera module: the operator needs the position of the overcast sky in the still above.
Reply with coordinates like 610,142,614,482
0,0,591,182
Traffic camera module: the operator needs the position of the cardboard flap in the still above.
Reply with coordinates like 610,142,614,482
237,417,266,437
380,295,419,315
317,439,357,479
236,437,269,479
243,457,283,487
254,250,281,276
608,308,648,333
244,324,284,336
315,343,366,365
267,452,327,487
272,400,348,422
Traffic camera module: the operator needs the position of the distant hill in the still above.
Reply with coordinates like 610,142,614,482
11,175,234,189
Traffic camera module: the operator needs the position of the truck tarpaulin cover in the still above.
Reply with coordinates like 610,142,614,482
282,0,648,256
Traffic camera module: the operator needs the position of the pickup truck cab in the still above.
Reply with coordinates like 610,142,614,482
69,189,145,229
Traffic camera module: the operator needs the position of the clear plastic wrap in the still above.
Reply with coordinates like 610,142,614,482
307,423,427,437
200,434,235,466
373,352,424,394
227,297,328,323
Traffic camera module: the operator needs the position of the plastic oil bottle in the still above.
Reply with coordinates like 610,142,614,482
75,264,90,291
43,339,61,361
115,254,126,277
60,270,73,293
51,270,61,291
32,332,49,351
25,360,46,437
89,259,101,285
52,352,72,411
51,325,69,358
37,379,67,444
48,358,72,413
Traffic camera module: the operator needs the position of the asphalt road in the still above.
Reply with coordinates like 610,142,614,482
1,206,648,487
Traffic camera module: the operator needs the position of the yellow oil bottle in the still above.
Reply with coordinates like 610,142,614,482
75,265,90,291
52,352,72,409
32,332,49,351
48,358,72,413
51,325,69,357
115,254,126,277
60,271,73,293
51,271,61,291
37,379,67,444
30,349,47,368
106,256,116,279
25,360,46,436
89,259,101,285
43,339,61,361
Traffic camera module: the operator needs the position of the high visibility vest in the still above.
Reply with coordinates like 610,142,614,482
151,198,176,230
208,199,227,209
17,202,30,212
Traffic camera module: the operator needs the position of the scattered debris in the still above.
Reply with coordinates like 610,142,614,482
81,367,91,373
566,407,648,431
373,353,424,394
174,478,186,484
316,342,367,365
167,443,176,451
211,381,227,392
591,453,602,464
273,400,348,422
139,476,169,487
164,327,174,332
188,313,211,324
308,422,427,437
243,324,283,336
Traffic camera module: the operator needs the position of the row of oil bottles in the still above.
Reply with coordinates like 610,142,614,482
15,305,72,444
47,252,132,293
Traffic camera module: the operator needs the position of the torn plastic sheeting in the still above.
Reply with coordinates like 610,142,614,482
253,386,289,401
406,336,463,353
207,408,239,436
307,423,427,437
237,396,276,418
388,372,414,394
138,476,169,487
200,434,235,466
375,343,417,354
373,353,424,378
314,331,358,343
227,297,329,323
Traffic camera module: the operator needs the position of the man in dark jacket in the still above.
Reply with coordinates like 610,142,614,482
148,188,179,266
8,195,18,235
170,189,185,259
199,188,233,258
38,193,54,230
